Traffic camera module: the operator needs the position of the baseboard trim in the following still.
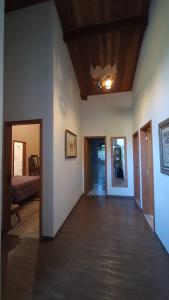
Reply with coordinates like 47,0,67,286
135,199,142,210
54,193,84,239
41,193,84,241
41,236,54,242
106,195,134,200
154,232,169,256
85,194,134,200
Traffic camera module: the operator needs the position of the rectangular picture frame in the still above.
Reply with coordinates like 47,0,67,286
65,129,77,158
159,117,169,176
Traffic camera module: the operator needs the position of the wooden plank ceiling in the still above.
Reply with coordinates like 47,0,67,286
56,0,151,99
5,0,49,12
5,0,151,100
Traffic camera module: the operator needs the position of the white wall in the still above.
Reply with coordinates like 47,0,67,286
133,0,169,252
4,2,54,237
52,4,82,233
4,1,83,237
12,124,40,175
81,92,134,197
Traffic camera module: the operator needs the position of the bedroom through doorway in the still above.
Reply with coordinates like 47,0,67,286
3,120,42,240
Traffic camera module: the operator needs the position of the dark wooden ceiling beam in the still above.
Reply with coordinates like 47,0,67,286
64,15,148,41
80,93,88,100
5,0,50,13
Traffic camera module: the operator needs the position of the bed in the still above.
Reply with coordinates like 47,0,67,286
12,176,40,204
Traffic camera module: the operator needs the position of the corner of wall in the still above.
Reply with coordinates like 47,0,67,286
51,5,82,235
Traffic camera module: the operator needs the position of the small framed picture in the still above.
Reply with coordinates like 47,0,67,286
159,118,169,176
65,130,77,158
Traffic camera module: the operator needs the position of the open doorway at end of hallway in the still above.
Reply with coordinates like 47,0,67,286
84,136,107,196
140,120,155,231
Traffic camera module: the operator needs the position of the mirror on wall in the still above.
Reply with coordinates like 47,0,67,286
111,137,128,187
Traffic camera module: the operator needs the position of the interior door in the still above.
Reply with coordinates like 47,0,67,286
147,128,154,214
141,122,154,215
85,138,93,193
3,123,12,233
133,132,140,206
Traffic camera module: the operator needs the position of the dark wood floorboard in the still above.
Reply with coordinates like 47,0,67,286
2,196,169,300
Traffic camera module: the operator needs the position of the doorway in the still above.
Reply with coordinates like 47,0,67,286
3,120,42,239
84,136,107,195
140,121,154,230
133,131,140,207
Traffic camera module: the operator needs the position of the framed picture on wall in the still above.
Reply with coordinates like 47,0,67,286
159,118,169,176
65,129,77,158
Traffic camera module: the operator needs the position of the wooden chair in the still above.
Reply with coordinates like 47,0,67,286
11,204,21,224
29,155,40,176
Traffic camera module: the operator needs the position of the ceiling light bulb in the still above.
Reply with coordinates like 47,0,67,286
104,78,113,90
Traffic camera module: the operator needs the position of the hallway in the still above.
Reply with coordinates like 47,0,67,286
2,196,169,300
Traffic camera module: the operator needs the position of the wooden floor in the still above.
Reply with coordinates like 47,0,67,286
2,196,169,300
9,199,39,239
